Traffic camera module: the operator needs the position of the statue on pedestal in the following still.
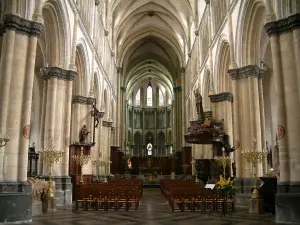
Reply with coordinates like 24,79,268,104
193,87,205,123
147,142,152,156
79,125,90,143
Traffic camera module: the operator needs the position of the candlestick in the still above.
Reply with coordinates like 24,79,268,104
242,138,266,199
73,147,91,183
215,147,231,179
39,141,64,197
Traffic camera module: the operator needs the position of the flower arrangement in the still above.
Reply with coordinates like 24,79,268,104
216,175,235,199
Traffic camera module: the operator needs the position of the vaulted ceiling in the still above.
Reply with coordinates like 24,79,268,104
109,0,195,98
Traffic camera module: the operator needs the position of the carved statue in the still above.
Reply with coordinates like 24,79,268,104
79,125,90,143
147,143,152,156
193,87,204,122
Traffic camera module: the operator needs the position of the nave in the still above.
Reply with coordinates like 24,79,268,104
32,188,274,225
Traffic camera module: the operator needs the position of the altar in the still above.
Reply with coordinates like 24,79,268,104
127,156,173,175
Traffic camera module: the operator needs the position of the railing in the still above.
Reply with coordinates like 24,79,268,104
95,174,193,184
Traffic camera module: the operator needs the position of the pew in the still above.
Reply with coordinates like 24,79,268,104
75,179,143,211
160,179,234,215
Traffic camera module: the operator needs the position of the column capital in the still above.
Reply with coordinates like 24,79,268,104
0,14,43,36
40,66,77,81
209,92,233,103
72,95,95,105
228,65,264,80
265,13,300,36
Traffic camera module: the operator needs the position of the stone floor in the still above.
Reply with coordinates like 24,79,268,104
32,188,275,225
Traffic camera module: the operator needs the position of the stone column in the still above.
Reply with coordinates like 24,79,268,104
63,80,73,175
40,67,76,206
121,87,126,151
172,91,177,152
258,78,268,174
116,67,122,147
0,14,43,223
102,120,112,174
228,65,264,207
209,92,233,151
265,13,300,224
180,67,186,148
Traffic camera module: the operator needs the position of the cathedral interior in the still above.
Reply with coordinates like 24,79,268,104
0,0,300,224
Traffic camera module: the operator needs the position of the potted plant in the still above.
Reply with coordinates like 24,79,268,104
216,175,235,199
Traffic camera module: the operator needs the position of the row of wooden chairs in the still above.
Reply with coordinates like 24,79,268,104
75,180,143,211
160,179,234,215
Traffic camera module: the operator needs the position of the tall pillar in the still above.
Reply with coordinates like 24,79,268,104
228,65,264,207
180,67,186,148
39,67,76,206
0,14,43,223
265,13,300,224
209,92,233,143
121,87,126,151
116,67,122,147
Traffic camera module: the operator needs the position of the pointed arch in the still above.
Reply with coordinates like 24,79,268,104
74,42,89,96
236,0,266,66
215,39,232,93
42,0,71,68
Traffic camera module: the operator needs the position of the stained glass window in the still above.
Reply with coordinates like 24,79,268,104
147,86,152,106
135,89,140,106
159,89,164,106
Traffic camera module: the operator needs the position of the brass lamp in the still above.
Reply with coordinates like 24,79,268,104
215,147,231,179
39,141,64,198
73,147,91,183
242,138,266,199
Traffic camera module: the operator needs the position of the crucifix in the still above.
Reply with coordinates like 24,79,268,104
92,104,101,128
91,100,104,146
